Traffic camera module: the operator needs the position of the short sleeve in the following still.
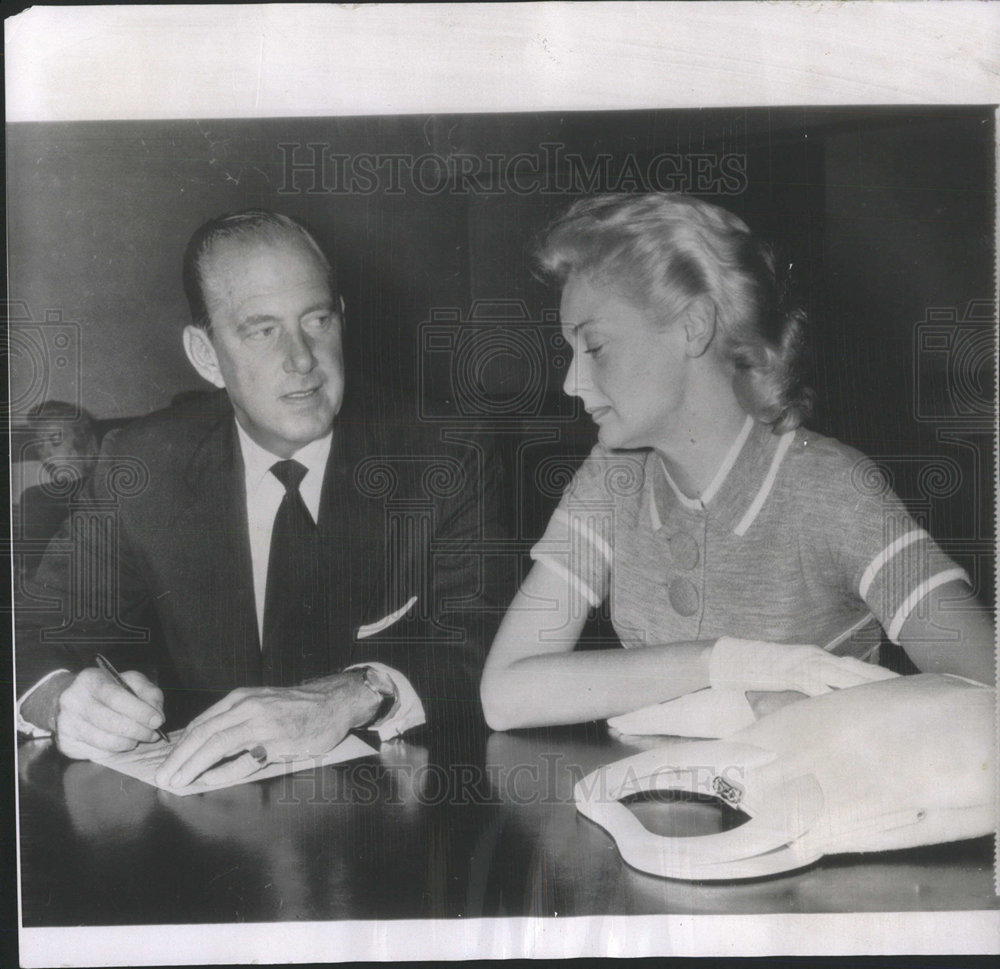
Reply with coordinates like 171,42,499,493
530,446,626,609
809,447,970,645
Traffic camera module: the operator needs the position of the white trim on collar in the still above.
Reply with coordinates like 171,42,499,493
733,429,795,536
701,413,754,505
648,481,664,531
656,455,704,513
650,414,755,527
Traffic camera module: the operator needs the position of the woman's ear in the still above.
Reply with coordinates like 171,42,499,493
682,298,717,358
183,325,225,388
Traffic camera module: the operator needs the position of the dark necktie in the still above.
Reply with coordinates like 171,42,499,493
262,459,319,686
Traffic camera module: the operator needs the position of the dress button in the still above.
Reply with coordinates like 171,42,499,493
668,531,699,570
668,577,700,617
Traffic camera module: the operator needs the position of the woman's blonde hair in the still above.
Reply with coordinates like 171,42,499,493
535,193,813,432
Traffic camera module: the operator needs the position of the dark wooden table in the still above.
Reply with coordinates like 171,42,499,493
17,723,997,926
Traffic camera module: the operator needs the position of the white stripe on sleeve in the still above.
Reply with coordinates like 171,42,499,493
859,528,930,600
886,567,970,643
532,554,602,609
552,506,613,568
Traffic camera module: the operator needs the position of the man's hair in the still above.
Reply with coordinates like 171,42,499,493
182,210,336,331
534,193,813,432
22,400,98,459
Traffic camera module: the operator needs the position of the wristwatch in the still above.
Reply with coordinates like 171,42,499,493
350,665,398,728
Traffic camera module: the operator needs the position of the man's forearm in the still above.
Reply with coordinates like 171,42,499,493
299,671,383,729
18,670,77,733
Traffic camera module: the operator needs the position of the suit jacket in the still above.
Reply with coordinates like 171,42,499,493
16,391,512,730
16,483,75,581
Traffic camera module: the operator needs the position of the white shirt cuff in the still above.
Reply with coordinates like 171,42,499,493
16,669,71,738
344,662,426,742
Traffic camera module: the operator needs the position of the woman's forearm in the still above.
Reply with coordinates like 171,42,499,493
480,641,715,730
898,580,996,686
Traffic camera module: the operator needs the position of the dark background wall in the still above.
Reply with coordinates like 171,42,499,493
8,106,994,603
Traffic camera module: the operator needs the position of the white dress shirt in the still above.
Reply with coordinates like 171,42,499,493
16,422,426,743
238,423,332,639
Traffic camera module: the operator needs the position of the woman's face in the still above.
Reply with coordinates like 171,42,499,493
560,272,690,451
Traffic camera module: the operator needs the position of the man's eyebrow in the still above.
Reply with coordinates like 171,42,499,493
237,313,280,330
299,300,336,318
236,301,336,330
564,318,593,334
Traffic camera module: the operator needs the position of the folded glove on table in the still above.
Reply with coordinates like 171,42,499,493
579,673,995,880
608,636,898,739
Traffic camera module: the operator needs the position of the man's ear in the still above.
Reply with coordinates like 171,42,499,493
183,326,225,388
682,298,717,358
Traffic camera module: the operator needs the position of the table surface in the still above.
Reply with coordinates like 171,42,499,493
17,723,997,926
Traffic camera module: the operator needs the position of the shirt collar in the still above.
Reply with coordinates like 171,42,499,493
235,420,333,496
644,414,785,533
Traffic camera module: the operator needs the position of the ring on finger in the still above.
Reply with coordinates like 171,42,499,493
249,744,268,766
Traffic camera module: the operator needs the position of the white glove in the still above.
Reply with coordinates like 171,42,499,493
607,687,757,739
709,636,899,696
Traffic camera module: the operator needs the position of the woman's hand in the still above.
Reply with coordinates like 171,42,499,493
708,637,898,696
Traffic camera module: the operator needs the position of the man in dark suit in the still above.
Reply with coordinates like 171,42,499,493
15,401,100,582
16,210,509,789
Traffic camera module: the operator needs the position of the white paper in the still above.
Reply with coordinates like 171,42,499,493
92,730,377,796
9,3,1000,965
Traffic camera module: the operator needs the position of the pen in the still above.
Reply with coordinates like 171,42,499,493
94,653,169,744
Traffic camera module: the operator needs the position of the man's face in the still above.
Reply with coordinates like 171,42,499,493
32,422,94,483
185,238,345,457
34,424,81,464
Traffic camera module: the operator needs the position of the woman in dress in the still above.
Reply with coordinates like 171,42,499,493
480,193,994,734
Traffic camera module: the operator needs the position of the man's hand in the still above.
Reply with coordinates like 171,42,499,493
49,667,165,761
153,673,380,790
